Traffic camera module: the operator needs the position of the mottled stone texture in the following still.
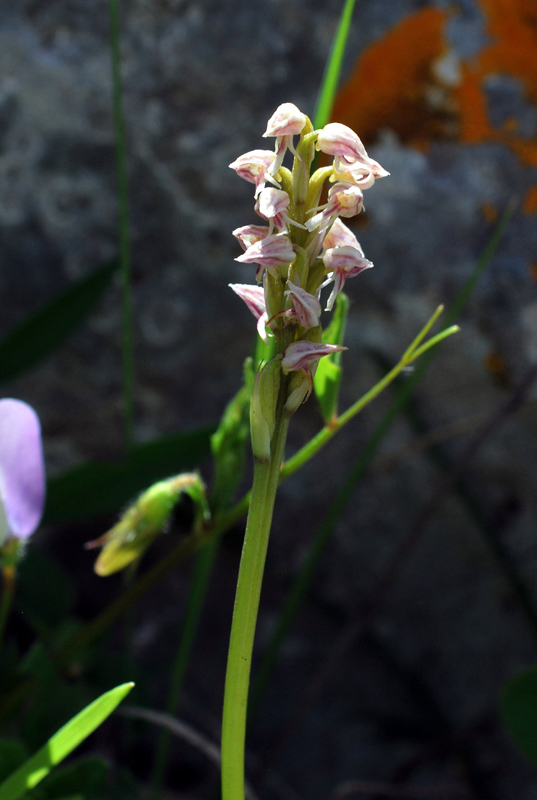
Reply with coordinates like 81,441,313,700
2,0,537,797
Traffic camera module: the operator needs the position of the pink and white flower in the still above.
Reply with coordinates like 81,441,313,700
229,283,270,343
235,233,295,279
284,281,321,329
255,188,291,232
322,218,363,252
321,245,373,310
229,150,276,196
263,103,307,177
305,182,364,234
232,225,270,251
316,123,389,189
281,340,346,375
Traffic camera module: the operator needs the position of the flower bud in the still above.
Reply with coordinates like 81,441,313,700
88,474,203,576
250,359,281,462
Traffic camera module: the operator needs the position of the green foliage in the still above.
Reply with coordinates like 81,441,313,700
210,361,253,511
0,683,133,800
314,292,349,421
44,427,214,525
0,262,117,386
500,666,537,765
313,0,357,129
17,553,75,641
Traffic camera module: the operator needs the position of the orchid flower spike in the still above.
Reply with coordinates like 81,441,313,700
0,399,45,547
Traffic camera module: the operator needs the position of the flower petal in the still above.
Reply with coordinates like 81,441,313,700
0,399,45,541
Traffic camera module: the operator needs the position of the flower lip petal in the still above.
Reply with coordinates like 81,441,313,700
0,399,45,541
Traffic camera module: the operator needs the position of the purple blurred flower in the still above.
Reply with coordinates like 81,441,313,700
0,399,45,544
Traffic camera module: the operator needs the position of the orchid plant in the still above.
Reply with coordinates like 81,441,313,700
220,104,457,800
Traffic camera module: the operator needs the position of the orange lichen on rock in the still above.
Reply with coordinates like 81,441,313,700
454,0,537,166
481,203,498,223
523,185,537,215
333,0,537,166
332,7,451,148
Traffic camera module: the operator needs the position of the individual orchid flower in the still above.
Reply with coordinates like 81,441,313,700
232,225,270,251
235,233,295,280
229,283,271,343
263,102,307,177
255,187,291,232
0,399,45,548
322,218,363,252
316,122,389,188
321,245,374,311
281,340,347,375
284,280,321,329
305,182,364,234
229,150,277,196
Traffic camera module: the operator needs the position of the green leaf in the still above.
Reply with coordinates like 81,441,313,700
16,553,75,639
210,376,251,512
0,684,133,800
38,756,109,799
500,666,537,765
44,427,214,525
0,743,27,784
0,262,118,385
314,292,349,421
313,0,357,130
313,358,342,423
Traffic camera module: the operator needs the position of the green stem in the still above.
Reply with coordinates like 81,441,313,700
221,408,290,800
109,0,135,451
0,568,15,653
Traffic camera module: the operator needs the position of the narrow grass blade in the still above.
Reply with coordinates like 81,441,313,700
250,201,516,713
0,683,134,800
0,261,117,385
109,0,135,450
313,0,357,130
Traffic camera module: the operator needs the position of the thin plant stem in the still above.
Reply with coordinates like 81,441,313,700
109,0,135,451
0,568,15,653
221,400,291,800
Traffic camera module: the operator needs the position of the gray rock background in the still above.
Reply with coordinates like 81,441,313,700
2,0,537,797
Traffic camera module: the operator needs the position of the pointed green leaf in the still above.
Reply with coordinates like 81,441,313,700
44,427,214,525
210,363,252,511
0,261,118,385
314,292,349,421
0,683,134,800
313,0,357,130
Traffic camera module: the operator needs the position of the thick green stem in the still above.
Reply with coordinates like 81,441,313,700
221,406,290,800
